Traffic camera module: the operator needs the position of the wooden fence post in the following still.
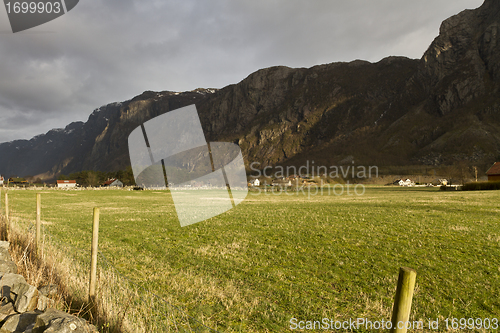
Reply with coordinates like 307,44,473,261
4,192,8,220
89,207,100,305
390,267,417,333
4,192,9,239
35,193,41,255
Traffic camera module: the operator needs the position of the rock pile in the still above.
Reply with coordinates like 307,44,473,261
0,241,98,332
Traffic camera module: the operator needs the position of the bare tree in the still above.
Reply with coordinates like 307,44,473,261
447,161,473,185
86,171,99,187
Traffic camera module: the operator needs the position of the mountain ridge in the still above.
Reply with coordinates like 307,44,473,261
1,0,500,180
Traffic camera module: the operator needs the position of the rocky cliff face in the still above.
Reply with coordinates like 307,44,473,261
395,0,500,166
1,0,499,180
420,0,500,115
198,58,420,167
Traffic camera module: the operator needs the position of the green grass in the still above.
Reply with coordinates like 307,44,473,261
3,186,500,332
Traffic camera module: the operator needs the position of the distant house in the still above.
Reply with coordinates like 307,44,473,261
250,179,260,186
0,176,3,185
56,180,77,188
103,178,123,187
272,179,292,187
429,178,448,186
486,162,500,181
398,179,415,187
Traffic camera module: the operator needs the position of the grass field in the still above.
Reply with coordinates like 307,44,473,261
2,185,500,332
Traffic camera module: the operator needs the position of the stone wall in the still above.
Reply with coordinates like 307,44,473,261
0,240,98,333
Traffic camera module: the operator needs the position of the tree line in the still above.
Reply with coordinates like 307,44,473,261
58,167,136,187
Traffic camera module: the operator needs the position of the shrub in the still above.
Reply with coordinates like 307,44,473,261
462,181,500,191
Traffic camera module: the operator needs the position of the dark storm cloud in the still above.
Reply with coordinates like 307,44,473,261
0,0,484,143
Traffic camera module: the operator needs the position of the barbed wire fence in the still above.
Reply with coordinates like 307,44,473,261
0,189,220,333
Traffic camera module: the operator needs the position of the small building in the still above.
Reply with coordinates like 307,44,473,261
398,179,415,187
250,179,260,187
0,176,3,185
57,180,77,188
486,162,500,181
103,178,123,187
430,178,448,186
272,179,292,187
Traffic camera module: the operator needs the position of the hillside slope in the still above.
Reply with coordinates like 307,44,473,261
1,0,499,179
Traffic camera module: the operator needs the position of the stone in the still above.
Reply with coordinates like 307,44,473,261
35,295,54,312
0,274,26,303
0,261,17,275
0,248,12,262
32,309,98,333
0,303,16,322
37,285,57,298
0,242,10,252
0,312,38,333
11,283,38,313
0,275,26,289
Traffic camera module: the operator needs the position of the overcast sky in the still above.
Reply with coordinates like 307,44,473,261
0,0,484,143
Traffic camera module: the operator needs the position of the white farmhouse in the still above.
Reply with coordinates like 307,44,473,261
250,179,260,186
103,178,123,187
398,179,415,187
56,180,77,188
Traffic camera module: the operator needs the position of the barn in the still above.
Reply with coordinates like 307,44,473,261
103,178,123,187
56,180,77,188
486,162,500,181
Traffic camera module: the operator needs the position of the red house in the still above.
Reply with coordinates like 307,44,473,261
486,162,500,181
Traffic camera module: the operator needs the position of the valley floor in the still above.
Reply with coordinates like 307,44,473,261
2,186,499,332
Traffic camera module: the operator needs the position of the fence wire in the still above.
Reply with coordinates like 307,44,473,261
1,191,220,333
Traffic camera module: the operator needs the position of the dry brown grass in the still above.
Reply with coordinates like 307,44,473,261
0,190,222,333
0,214,146,333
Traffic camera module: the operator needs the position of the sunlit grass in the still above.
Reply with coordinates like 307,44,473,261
3,186,500,332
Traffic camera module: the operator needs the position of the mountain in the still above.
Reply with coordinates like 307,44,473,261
1,0,500,180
